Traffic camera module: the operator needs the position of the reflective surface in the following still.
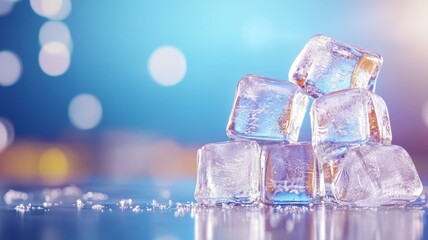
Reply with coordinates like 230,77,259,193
0,180,427,240
195,204,425,240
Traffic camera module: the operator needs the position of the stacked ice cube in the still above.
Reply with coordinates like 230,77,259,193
194,34,423,207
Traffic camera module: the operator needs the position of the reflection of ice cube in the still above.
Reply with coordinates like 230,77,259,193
312,205,424,240
194,207,263,240
331,145,423,206
194,141,261,205
263,206,311,239
261,142,321,204
289,34,383,98
227,74,308,142
195,204,425,240
376,208,424,240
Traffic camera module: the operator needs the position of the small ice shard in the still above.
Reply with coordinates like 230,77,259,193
132,205,141,213
119,198,133,210
76,199,84,209
227,74,308,142
14,204,31,213
43,202,53,208
331,145,423,206
194,141,261,205
91,204,105,211
289,34,383,98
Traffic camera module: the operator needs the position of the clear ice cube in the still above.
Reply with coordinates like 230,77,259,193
194,141,261,205
227,74,309,142
311,88,392,160
261,142,321,205
289,34,383,98
331,144,423,206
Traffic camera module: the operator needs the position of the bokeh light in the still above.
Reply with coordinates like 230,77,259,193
39,41,70,76
0,117,14,152
30,0,71,20
0,0,14,16
42,0,62,17
39,21,72,51
38,147,69,184
101,132,197,179
0,50,22,86
148,46,187,86
160,189,171,199
49,0,71,20
68,94,103,130
423,101,428,128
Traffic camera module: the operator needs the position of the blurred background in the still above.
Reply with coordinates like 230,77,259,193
0,0,427,186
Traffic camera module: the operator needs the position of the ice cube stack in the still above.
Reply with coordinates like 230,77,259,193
194,34,423,207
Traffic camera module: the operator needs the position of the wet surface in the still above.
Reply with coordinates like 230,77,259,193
0,180,427,240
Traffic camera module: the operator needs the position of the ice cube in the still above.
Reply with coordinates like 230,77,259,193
289,34,383,98
227,74,309,142
261,142,321,204
331,144,423,206
311,88,392,160
194,141,261,205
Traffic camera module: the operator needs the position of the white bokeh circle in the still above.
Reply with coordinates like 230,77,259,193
0,118,14,152
0,50,22,86
30,0,71,20
39,41,70,76
69,94,103,130
39,21,73,51
148,46,187,86
0,0,14,16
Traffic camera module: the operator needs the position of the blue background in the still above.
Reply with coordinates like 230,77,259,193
1,0,428,181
